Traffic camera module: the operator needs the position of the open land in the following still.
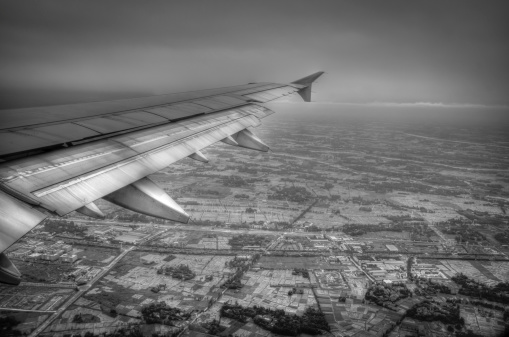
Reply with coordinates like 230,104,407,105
2,108,509,337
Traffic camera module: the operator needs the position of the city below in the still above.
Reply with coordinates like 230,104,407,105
2,110,509,337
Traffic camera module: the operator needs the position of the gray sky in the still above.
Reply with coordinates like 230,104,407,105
1,0,508,105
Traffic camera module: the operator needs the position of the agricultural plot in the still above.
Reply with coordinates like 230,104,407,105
153,231,190,246
482,261,509,282
86,253,236,316
15,260,77,283
0,311,51,335
337,202,402,225
342,272,371,299
314,271,348,289
221,269,317,315
75,245,121,266
361,231,411,241
271,241,302,251
461,305,507,337
186,236,231,250
0,285,74,311
41,298,136,337
328,298,403,336
256,256,343,270
439,260,501,285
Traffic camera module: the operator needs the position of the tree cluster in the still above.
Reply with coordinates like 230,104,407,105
72,313,99,324
406,300,463,325
494,231,509,245
190,220,223,227
222,176,248,187
157,264,196,280
221,270,245,289
323,183,334,190
452,273,509,304
287,287,304,296
112,212,167,224
81,325,182,337
201,319,226,335
364,283,411,307
414,278,451,296
221,303,329,336
343,223,405,236
43,219,87,235
0,316,21,337
456,209,507,226
447,297,507,314
227,257,249,269
268,186,313,203
437,221,486,244
229,234,272,248
141,301,191,325
292,268,310,279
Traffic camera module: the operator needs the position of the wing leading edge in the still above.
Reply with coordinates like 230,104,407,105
0,71,324,285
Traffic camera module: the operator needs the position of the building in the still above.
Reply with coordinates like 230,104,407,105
94,228,112,236
386,244,398,252
10,248,32,258
60,254,78,263
28,253,42,261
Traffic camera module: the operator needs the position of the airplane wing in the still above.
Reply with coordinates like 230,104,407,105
0,71,324,284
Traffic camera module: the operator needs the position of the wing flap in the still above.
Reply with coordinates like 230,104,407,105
0,105,270,215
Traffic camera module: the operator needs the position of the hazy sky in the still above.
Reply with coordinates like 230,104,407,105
1,0,508,105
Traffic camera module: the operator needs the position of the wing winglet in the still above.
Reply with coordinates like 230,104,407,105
291,71,324,86
291,71,325,102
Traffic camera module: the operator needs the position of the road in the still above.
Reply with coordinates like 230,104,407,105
56,217,441,243
0,308,56,314
349,257,375,283
19,282,76,289
28,246,134,337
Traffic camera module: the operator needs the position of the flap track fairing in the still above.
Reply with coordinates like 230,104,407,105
76,202,105,219
103,177,190,223
188,150,209,163
232,129,269,152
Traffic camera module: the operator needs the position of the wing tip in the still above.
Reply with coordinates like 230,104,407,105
291,71,325,86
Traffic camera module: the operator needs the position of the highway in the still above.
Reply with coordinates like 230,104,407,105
28,246,134,337
0,308,56,314
349,258,375,283
55,217,439,243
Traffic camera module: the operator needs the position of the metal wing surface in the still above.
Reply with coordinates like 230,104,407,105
0,71,324,284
